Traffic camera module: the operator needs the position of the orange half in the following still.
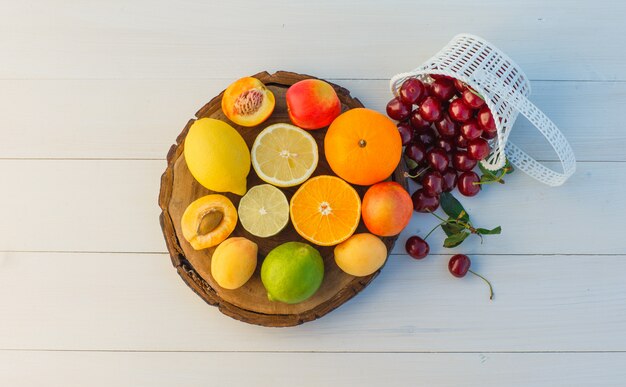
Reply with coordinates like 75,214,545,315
290,175,361,247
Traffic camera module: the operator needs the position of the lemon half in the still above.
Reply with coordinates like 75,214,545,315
238,184,289,238
251,123,318,187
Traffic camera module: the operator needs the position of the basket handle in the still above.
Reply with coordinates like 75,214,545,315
485,74,576,187
391,71,576,186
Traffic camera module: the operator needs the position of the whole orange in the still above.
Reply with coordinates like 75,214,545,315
362,181,413,237
324,108,402,186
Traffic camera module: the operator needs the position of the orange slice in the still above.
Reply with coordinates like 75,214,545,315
289,175,361,246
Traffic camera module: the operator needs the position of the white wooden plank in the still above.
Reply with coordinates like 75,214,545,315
0,160,623,254
1,351,625,387
1,1,624,81
1,251,625,352
1,79,622,161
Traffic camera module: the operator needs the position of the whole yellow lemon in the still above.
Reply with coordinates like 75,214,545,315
334,233,387,277
184,118,250,195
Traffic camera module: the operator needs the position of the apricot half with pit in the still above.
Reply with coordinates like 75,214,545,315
221,77,275,127
181,194,238,250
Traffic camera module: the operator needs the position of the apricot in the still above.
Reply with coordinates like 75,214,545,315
221,77,275,127
286,79,341,129
181,194,238,250
211,237,258,290
334,233,387,277
362,182,413,237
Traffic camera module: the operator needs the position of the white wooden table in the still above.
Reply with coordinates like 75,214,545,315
2,1,626,385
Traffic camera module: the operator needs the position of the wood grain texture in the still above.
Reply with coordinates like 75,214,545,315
1,252,625,352
1,0,625,81
1,351,625,387
2,0,626,383
1,80,623,161
159,71,407,326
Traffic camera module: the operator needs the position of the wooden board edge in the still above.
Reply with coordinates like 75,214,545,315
158,70,408,327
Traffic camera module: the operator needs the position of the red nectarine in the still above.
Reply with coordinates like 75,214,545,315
286,79,341,129
362,182,413,237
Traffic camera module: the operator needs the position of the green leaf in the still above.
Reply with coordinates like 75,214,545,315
504,158,514,174
440,192,469,222
404,155,418,170
493,158,514,176
476,226,502,235
443,231,470,248
480,174,496,183
478,163,495,177
441,222,464,237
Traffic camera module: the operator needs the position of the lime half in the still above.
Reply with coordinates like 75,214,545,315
238,184,289,238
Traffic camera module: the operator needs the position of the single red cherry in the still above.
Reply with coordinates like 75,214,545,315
482,129,497,139
454,133,469,148
435,114,458,138
452,150,478,172
386,97,411,121
441,168,458,192
448,254,495,300
431,78,456,101
457,171,481,197
449,254,471,277
448,98,473,122
421,171,444,197
400,78,426,105
454,79,467,93
422,83,432,98
417,129,436,147
397,122,414,145
426,147,449,172
419,97,443,122
404,142,427,166
462,89,485,109
436,138,454,153
430,74,454,81
406,236,430,260
410,109,431,132
411,188,440,212
467,138,491,160
477,105,496,131
460,119,483,140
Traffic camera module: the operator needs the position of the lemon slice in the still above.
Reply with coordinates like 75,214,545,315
251,123,319,187
238,184,289,238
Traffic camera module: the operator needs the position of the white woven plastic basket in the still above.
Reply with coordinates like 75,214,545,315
390,34,576,187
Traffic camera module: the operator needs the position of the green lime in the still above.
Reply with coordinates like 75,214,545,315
261,242,324,304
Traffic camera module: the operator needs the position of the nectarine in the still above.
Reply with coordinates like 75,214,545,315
286,79,341,129
362,182,413,237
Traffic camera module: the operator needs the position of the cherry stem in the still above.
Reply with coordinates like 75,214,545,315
469,269,494,300
404,166,431,179
423,221,446,241
428,210,447,223
474,168,511,186
429,211,477,234
469,88,485,100
474,178,505,186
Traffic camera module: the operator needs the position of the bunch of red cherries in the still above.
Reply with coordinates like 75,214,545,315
387,75,499,298
387,75,497,213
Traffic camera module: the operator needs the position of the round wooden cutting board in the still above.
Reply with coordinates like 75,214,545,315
159,71,408,327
